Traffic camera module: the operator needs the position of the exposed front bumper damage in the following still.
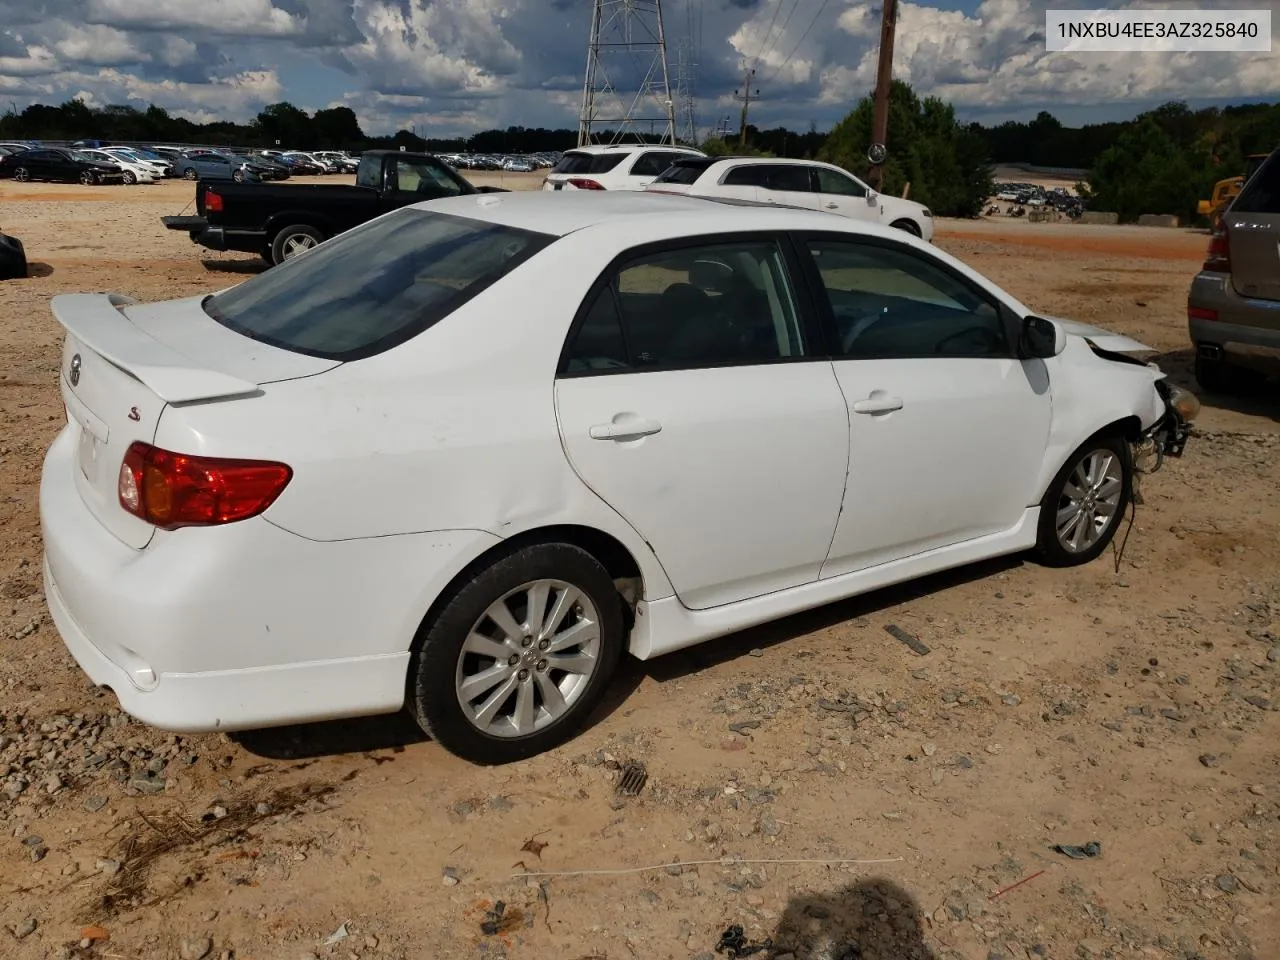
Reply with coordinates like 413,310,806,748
1130,378,1195,502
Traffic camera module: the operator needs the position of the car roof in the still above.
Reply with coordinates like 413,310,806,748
566,144,703,155
416,190,900,240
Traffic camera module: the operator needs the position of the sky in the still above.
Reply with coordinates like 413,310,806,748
0,0,1277,137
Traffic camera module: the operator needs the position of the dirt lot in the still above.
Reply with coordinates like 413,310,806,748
1,174,1277,960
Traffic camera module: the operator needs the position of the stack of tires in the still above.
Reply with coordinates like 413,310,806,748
0,231,28,280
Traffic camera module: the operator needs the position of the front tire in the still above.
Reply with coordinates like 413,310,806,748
1035,434,1132,567
122,170,137,185
408,543,625,764
79,170,98,185
183,168,198,181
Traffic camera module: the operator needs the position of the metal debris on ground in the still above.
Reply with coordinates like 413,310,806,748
479,900,525,936
1052,841,1102,860
715,923,774,958
615,760,648,797
885,624,931,656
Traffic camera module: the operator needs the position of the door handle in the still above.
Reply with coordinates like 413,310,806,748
589,418,662,440
852,396,903,415
825,202,838,209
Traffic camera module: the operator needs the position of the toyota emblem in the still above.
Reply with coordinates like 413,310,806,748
69,353,82,387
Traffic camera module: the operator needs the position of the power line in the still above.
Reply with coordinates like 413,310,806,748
755,0,799,72
751,0,786,70
760,0,832,88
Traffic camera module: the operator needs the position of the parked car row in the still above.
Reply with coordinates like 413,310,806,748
441,152,562,171
0,146,157,185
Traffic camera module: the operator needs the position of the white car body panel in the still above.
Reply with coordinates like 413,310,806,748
39,190,1178,734
82,149,156,183
542,145,706,192
647,158,936,241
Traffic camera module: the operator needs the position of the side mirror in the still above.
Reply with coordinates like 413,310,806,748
1022,315,1065,358
866,190,878,205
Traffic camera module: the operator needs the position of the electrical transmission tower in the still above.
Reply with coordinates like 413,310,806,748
674,0,701,146
579,0,677,147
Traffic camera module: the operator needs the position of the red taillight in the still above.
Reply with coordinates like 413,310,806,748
119,442,292,530
1188,306,1219,322
567,178,605,190
205,189,223,213
1203,229,1230,272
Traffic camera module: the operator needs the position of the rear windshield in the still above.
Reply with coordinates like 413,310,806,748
1233,152,1279,215
653,160,715,185
551,151,627,175
203,209,555,361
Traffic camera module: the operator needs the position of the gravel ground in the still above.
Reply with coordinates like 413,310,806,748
0,173,1276,960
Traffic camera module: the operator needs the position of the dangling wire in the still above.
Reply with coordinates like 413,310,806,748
1113,492,1138,574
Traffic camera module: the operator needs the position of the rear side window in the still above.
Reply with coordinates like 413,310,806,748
763,166,814,193
653,159,716,184
629,151,682,177
203,209,555,361
1234,152,1280,214
723,165,769,187
355,156,382,188
551,151,627,175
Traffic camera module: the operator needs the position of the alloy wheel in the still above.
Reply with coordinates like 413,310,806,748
1055,449,1124,553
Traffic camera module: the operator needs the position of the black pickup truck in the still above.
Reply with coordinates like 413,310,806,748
162,150,504,265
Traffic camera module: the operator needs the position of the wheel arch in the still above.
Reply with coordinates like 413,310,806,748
265,212,335,241
407,524,647,657
1035,414,1140,502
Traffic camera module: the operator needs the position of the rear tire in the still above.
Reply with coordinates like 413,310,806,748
408,543,625,764
1035,434,1132,568
1194,353,1266,395
270,224,325,264
183,168,198,181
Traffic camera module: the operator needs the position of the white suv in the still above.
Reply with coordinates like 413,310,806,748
646,156,934,241
542,144,706,192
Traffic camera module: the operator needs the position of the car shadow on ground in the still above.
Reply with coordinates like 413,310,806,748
1153,348,1280,423
233,555,1021,761
767,877,939,960
25,262,54,278
200,257,267,275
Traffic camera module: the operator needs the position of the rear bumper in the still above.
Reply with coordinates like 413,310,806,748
161,217,267,255
39,425,498,733
1188,271,1280,373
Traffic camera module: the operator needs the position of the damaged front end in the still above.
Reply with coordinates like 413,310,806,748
1130,378,1197,503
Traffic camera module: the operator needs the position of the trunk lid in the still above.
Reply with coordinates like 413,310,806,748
1225,152,1280,303
51,292,337,549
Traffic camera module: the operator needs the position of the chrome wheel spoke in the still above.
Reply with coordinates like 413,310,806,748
547,651,595,675
534,672,568,717
540,585,580,638
512,681,536,735
1056,446,1125,554
546,618,598,654
462,631,515,661
523,581,550,636
458,662,513,702
484,600,525,645
472,674,519,726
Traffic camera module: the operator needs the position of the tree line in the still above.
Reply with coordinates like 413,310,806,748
3,94,1276,222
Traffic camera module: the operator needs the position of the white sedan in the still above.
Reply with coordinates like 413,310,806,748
77,148,157,185
39,192,1197,764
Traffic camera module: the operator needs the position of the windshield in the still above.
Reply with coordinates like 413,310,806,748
551,151,627,175
203,208,555,361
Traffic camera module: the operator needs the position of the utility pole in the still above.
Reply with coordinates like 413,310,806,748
733,66,758,151
868,0,898,190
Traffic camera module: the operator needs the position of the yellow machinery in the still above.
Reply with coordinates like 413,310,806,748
1198,154,1268,227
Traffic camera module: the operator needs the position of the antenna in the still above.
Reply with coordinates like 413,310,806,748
579,0,678,147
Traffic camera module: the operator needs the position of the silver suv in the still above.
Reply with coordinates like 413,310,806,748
1187,147,1280,393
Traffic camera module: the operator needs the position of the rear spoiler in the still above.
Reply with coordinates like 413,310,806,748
50,293,260,404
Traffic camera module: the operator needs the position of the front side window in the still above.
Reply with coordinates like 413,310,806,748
806,240,1007,359
204,209,554,361
562,239,806,373
763,166,814,193
722,165,768,187
816,168,866,197
653,159,715,184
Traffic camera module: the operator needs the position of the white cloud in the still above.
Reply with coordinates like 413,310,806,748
0,0,1275,135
